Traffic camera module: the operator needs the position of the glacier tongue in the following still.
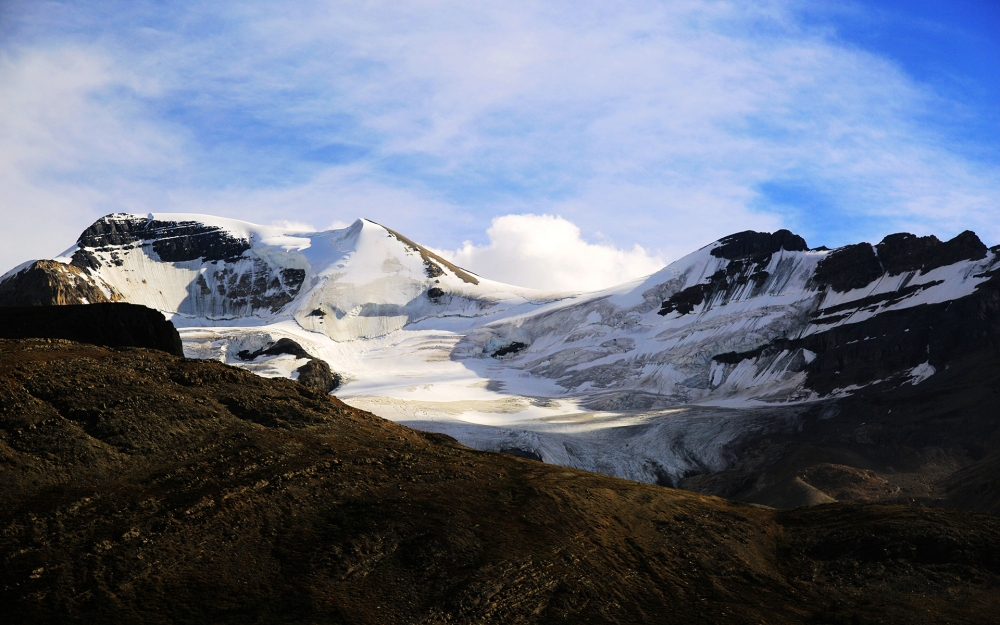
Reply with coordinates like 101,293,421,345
12,213,998,485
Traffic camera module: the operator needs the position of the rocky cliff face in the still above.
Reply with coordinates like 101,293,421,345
65,213,308,319
71,213,253,268
0,260,121,306
709,232,997,397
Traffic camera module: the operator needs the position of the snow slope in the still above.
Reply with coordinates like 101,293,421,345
458,234,997,408
57,213,564,334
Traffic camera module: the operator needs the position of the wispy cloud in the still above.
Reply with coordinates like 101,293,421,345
0,45,183,264
0,0,996,275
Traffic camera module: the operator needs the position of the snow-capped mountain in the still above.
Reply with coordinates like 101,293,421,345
3,212,998,490
460,228,996,407
39,213,556,334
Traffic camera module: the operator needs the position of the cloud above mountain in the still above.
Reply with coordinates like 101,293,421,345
436,214,664,291
0,0,997,276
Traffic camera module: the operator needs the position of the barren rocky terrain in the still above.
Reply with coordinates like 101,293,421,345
2,338,1000,624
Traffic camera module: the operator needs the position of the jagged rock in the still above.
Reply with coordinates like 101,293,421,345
75,213,251,264
658,283,707,315
295,358,341,393
709,229,808,260
877,230,988,276
0,260,121,306
237,337,312,361
236,338,341,393
813,231,990,294
490,341,527,358
812,243,883,292
67,213,307,317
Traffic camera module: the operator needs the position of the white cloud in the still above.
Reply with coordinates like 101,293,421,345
1,0,998,274
0,46,183,270
437,214,665,291
238,0,996,245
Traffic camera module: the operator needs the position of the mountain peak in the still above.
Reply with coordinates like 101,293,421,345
710,229,809,260
374,221,480,286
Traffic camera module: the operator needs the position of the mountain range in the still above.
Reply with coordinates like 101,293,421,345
3,212,999,510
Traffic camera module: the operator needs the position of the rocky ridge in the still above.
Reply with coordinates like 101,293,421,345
0,260,121,306
467,228,996,407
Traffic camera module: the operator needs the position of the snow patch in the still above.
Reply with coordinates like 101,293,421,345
909,362,936,385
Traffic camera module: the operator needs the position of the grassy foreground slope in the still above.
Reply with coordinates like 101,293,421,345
1,339,999,624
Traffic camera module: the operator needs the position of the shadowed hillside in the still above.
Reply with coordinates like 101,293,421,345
0,304,182,356
1,339,999,624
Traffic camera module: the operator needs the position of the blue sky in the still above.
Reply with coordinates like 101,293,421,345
1,0,997,288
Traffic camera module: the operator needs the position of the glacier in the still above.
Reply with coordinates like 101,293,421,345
4,212,997,486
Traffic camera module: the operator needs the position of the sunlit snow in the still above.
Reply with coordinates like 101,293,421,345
56,213,999,484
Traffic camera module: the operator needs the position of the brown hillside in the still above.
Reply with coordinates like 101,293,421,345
1,339,999,624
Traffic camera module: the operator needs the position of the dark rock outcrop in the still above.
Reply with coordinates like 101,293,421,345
238,338,341,394
295,358,341,393
710,229,808,261
813,231,989,293
0,303,183,356
491,341,527,358
812,243,883,292
877,230,988,277
658,283,708,316
74,213,251,266
237,337,312,361
0,260,121,306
